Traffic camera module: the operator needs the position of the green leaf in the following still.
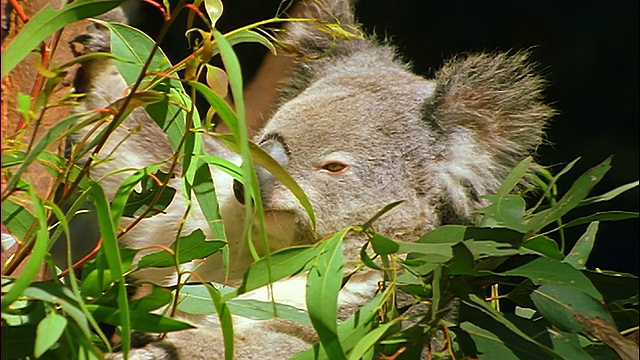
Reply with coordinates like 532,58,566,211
120,169,177,219
176,284,235,315
526,158,611,232
1,113,84,198
522,236,564,260
584,270,638,305
446,242,476,275
205,0,223,28
34,313,67,358
110,163,164,221
306,228,349,360
531,284,614,332
370,234,399,255
1,199,36,241
176,283,235,359
227,299,311,327
19,285,91,339
291,291,387,360
579,180,639,207
226,29,277,55
496,156,533,195
129,287,173,312
496,257,603,301
135,229,225,269
563,222,599,270
105,22,192,155
347,320,398,360
478,194,527,232
204,283,235,360
1,187,49,310
1,150,25,168
461,294,564,359
87,305,193,333
192,160,227,241
418,225,467,244
89,181,131,356
547,329,594,359
460,321,547,359
548,211,637,233
1,0,125,78
105,22,172,85
190,82,239,135
237,245,320,295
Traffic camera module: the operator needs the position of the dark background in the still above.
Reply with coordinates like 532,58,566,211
142,0,639,275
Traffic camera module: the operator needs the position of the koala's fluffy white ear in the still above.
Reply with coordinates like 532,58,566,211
425,52,554,219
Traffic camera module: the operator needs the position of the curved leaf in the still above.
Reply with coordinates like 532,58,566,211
307,228,349,360
1,0,125,78
35,313,67,358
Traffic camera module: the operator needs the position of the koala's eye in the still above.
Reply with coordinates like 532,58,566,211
320,161,349,174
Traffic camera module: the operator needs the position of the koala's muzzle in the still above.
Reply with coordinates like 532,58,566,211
233,138,289,206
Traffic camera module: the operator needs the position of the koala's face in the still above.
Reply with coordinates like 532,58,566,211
251,67,440,247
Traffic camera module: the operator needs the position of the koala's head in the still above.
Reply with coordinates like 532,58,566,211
236,0,553,250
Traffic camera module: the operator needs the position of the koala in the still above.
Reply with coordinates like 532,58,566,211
62,0,553,358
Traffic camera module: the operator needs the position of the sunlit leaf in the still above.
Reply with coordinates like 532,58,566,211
1,0,125,77
87,305,193,332
136,229,225,269
307,228,348,359
205,65,229,99
204,0,224,28
34,313,67,358
236,245,319,296
347,320,399,360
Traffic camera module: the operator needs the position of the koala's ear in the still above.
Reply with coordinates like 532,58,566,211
276,0,371,100
424,52,554,218
280,0,364,59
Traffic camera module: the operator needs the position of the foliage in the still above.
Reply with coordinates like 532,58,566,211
1,1,638,360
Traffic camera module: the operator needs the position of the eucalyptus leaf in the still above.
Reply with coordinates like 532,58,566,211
34,313,67,358
496,256,603,301
478,194,528,232
237,245,320,295
87,305,193,333
531,284,614,333
306,228,348,359
135,229,225,269
563,222,599,270
523,235,564,260
526,158,611,232
227,299,311,327
1,0,125,77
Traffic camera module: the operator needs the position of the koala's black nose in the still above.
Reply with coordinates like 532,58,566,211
233,179,245,205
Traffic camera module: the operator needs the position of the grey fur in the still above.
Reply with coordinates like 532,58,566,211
65,0,553,358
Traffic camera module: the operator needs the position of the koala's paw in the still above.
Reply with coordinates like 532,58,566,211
69,30,110,56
